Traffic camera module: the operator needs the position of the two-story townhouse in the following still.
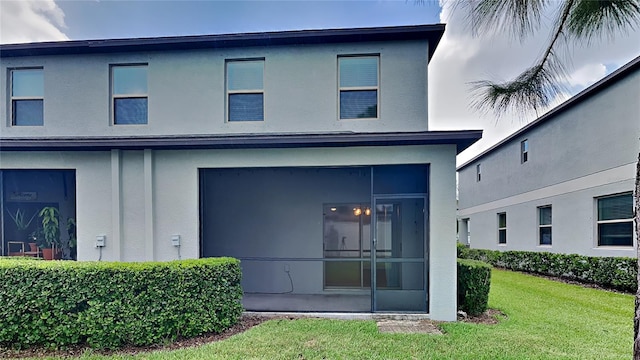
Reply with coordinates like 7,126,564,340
457,55,639,258
0,25,482,320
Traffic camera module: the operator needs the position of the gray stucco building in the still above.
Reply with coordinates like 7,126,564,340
0,25,482,320
457,56,639,258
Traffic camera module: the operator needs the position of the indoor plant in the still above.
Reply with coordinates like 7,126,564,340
39,206,61,260
6,208,38,242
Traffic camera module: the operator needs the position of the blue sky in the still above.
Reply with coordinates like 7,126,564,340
56,1,441,39
1,0,638,164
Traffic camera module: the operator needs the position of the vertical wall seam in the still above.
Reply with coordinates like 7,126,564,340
144,149,154,261
111,149,122,260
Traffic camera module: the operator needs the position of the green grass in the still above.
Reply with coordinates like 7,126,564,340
20,269,635,359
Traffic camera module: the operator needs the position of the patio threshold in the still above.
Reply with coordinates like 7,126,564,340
243,311,431,320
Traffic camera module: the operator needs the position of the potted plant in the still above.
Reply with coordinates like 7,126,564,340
39,206,61,260
28,227,45,255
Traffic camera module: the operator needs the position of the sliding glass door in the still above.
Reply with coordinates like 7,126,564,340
323,203,371,289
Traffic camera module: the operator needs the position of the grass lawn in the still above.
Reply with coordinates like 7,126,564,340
29,269,634,359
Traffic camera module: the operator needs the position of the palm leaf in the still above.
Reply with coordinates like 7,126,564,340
465,0,550,40
567,0,640,42
466,0,640,118
469,0,574,117
470,53,567,117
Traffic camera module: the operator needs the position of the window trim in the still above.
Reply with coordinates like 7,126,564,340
497,212,507,245
596,192,634,247
338,54,380,120
9,67,44,126
225,58,265,122
521,139,529,163
110,63,148,125
538,205,552,246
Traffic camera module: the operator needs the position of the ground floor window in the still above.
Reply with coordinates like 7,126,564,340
538,206,552,245
323,203,371,288
459,218,470,246
497,212,507,244
1,170,76,259
597,193,633,247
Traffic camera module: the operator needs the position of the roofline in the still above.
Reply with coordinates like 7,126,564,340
0,130,481,154
0,24,445,62
457,55,640,171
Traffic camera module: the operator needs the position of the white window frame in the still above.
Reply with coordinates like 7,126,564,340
111,64,148,125
538,205,552,246
521,139,529,163
226,58,265,122
338,55,379,120
596,193,634,247
476,164,481,182
497,212,507,245
10,68,44,126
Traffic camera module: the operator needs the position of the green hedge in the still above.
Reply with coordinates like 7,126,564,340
457,258,492,316
457,243,635,293
0,257,243,349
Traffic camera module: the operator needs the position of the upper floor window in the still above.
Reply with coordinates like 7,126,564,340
521,139,529,163
476,164,482,182
227,59,264,122
112,64,148,125
10,68,44,126
497,212,507,244
538,205,552,245
339,56,378,120
597,193,633,247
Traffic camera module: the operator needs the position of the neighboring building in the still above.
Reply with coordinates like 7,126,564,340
457,56,639,258
0,25,482,320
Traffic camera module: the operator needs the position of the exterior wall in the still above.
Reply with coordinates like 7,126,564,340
0,144,458,320
459,172,635,257
457,68,639,257
0,40,429,137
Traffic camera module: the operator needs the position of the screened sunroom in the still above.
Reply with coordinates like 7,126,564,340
1,169,76,260
200,164,429,313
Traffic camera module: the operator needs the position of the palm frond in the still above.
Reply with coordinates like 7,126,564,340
567,0,640,42
470,53,567,118
469,0,575,118
465,0,550,40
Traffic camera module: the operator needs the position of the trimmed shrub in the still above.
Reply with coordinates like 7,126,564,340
458,248,636,293
457,258,492,316
456,242,470,258
0,257,243,349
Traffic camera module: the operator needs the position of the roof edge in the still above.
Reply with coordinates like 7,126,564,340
0,24,445,61
457,55,640,171
0,130,481,154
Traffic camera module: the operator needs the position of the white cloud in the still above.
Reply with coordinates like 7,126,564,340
430,1,640,165
566,63,607,87
0,0,68,44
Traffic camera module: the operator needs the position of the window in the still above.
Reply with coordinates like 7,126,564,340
597,193,633,246
339,56,378,119
521,139,529,163
538,206,552,245
476,164,482,182
10,68,44,126
112,65,148,125
227,59,264,121
498,212,507,244
323,203,371,288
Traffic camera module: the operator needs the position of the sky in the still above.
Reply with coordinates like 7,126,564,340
1,0,639,165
